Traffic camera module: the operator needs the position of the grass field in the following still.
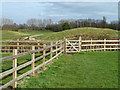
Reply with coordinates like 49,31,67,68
1,30,54,40
1,27,119,41
0,53,56,86
1,30,29,40
17,51,118,88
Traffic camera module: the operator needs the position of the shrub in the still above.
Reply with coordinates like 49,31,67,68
62,22,72,30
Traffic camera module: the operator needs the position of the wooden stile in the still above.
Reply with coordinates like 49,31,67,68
31,46,35,76
13,49,17,88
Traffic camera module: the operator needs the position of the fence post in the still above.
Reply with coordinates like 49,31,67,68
13,49,17,88
43,44,46,69
50,42,53,63
17,39,19,53
79,37,82,52
56,41,58,59
38,42,40,54
118,39,120,51
31,46,35,76
90,38,92,52
60,40,63,54
104,39,106,51
63,38,67,53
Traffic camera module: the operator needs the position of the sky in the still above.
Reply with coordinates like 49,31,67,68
2,2,119,24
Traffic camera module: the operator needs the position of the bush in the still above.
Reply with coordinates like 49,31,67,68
62,22,72,30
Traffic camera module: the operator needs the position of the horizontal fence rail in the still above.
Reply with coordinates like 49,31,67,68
0,40,64,89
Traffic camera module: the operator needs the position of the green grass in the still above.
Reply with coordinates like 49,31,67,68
1,27,119,41
0,52,56,86
18,29,54,36
36,27,119,40
1,30,28,40
17,51,118,88
1,29,54,41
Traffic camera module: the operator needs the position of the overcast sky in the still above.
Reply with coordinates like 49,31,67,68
2,2,118,24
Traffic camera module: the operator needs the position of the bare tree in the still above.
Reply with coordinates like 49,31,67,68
2,18,14,25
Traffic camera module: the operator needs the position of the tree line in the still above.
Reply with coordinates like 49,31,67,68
1,16,120,32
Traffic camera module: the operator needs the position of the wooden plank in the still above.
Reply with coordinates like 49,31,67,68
82,40,120,42
17,39,19,53
63,38,67,53
50,42,53,63
79,37,81,52
60,40,63,54
13,49,17,88
82,44,120,46
31,46,35,76
66,46,79,47
66,43,79,45
104,39,106,51
42,44,46,69
90,39,92,52
56,41,58,59
0,45,43,47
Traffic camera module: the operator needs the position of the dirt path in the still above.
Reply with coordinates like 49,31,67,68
29,34,44,38
23,34,44,40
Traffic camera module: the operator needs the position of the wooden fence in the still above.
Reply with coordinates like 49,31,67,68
0,40,57,53
0,37,120,89
0,40,64,89
65,37,120,53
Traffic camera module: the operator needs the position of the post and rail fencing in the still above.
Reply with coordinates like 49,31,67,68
0,40,57,53
65,37,120,53
0,40,64,89
0,37,120,89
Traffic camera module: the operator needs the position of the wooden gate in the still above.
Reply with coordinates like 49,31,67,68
66,37,82,53
65,37,120,53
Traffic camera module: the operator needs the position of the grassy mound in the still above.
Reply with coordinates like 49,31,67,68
36,27,119,40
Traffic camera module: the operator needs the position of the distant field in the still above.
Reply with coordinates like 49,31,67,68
1,30,29,40
18,51,118,88
1,27,119,41
1,30,54,40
